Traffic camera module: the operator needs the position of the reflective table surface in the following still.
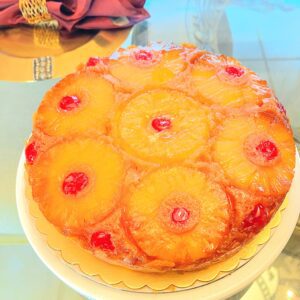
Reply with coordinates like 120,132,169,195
1,0,300,299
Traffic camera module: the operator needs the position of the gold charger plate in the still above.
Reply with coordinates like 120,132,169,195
0,25,130,82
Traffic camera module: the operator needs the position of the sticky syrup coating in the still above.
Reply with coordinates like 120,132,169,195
26,44,295,272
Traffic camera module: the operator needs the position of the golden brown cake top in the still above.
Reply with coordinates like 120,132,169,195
25,44,295,272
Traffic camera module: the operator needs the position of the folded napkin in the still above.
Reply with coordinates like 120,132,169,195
0,0,149,31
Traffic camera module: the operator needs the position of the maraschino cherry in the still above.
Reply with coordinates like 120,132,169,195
134,49,153,62
152,117,172,132
256,140,279,161
225,66,245,77
62,172,89,196
243,203,268,230
172,207,190,223
59,96,80,112
86,56,100,67
25,142,38,164
90,231,115,251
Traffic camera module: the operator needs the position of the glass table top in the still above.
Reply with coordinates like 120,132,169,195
0,0,299,299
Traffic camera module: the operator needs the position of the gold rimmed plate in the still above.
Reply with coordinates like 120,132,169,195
0,25,130,82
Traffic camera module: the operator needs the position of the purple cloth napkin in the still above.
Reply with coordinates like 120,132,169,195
0,0,149,31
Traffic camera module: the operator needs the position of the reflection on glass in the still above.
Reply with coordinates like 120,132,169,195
131,0,233,55
0,25,96,58
185,0,232,55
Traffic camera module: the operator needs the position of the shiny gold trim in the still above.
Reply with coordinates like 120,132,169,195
19,0,52,24
0,28,130,81
33,56,53,80
33,20,60,49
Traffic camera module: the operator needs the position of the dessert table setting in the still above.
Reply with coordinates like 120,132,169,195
1,1,300,300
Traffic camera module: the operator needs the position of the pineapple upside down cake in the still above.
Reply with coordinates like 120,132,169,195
25,44,295,272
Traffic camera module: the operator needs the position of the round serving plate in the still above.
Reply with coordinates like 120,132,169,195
0,25,130,82
16,152,300,300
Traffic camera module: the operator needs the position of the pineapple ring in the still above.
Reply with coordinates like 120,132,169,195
124,167,230,265
190,53,266,106
34,71,115,137
114,89,210,164
213,116,295,196
30,138,125,232
109,48,186,90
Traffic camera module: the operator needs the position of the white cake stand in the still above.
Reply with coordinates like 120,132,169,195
16,152,300,300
